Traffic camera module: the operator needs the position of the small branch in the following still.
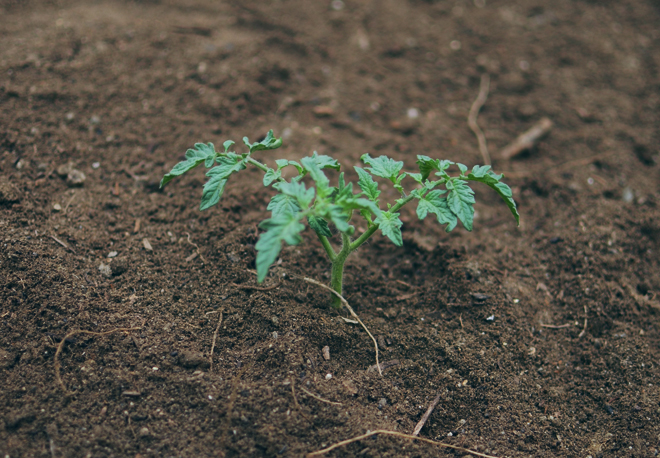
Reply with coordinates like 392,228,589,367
299,386,342,406
209,311,223,370
50,235,75,254
300,276,382,376
306,429,499,458
500,117,553,160
413,393,442,436
55,324,144,393
468,74,491,166
578,305,588,339
316,234,337,262
540,323,571,329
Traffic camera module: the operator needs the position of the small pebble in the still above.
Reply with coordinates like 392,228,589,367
107,251,118,258
52,203,62,212
66,169,86,187
322,346,330,360
325,373,332,380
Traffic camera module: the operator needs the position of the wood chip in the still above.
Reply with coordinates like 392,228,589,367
121,391,141,397
142,238,153,251
322,346,330,361
133,219,140,233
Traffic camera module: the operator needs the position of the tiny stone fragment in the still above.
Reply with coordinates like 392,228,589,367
142,238,153,251
66,169,86,187
322,346,330,360
342,379,358,395
98,262,112,277
52,203,62,212
177,350,210,369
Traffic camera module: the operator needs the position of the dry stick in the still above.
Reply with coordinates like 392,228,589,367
300,277,382,376
468,74,491,165
412,392,442,436
500,117,553,160
299,386,342,406
55,325,144,393
209,311,223,370
540,323,571,329
578,305,588,339
306,429,498,458
50,235,75,254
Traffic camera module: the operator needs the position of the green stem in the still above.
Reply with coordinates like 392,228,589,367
350,194,416,251
317,233,337,262
330,232,352,308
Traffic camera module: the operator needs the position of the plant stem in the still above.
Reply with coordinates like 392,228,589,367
317,234,337,262
330,232,352,308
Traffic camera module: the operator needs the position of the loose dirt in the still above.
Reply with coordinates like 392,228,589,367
1,0,659,456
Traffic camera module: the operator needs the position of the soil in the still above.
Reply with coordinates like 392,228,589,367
1,0,660,457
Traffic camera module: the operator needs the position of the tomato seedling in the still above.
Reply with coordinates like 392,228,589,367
161,130,519,307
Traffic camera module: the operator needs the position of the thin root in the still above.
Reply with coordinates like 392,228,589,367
468,74,491,165
55,323,145,393
306,429,498,458
300,276,382,376
209,311,223,370
578,305,588,339
412,392,442,436
290,378,311,421
299,386,342,406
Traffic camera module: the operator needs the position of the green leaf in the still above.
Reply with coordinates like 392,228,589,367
310,152,340,171
200,174,227,211
256,213,305,283
267,193,301,218
355,167,380,202
222,140,235,153
308,215,332,237
415,189,457,232
457,163,468,175
327,205,350,232
406,172,423,184
416,156,453,181
215,153,247,178
263,168,281,186
243,130,283,153
374,211,403,246
446,179,475,231
361,154,403,182
466,167,519,225
161,142,216,187
279,181,315,209
300,156,331,197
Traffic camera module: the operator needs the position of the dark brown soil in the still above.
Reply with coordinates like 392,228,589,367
2,0,660,457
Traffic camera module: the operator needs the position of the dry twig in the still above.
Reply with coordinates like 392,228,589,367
299,386,342,406
50,235,75,254
468,74,491,165
300,276,382,376
540,323,571,329
209,311,223,370
413,393,442,436
306,429,498,458
500,117,553,160
54,324,144,393
183,232,207,263
290,378,311,421
578,305,588,339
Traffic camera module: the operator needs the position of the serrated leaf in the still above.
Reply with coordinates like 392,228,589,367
415,189,457,232
466,167,520,225
267,193,302,218
256,213,305,283
279,181,315,209
263,168,281,186
406,172,423,184
374,211,403,246
355,167,380,202
161,142,216,187
446,179,475,231
361,154,404,182
308,215,332,237
243,129,283,153
310,152,340,171
200,175,227,211
300,156,330,197
222,140,235,153
416,156,453,181
215,153,247,178
327,205,350,232
457,163,468,175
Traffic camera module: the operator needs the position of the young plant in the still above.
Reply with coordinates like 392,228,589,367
161,130,519,307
